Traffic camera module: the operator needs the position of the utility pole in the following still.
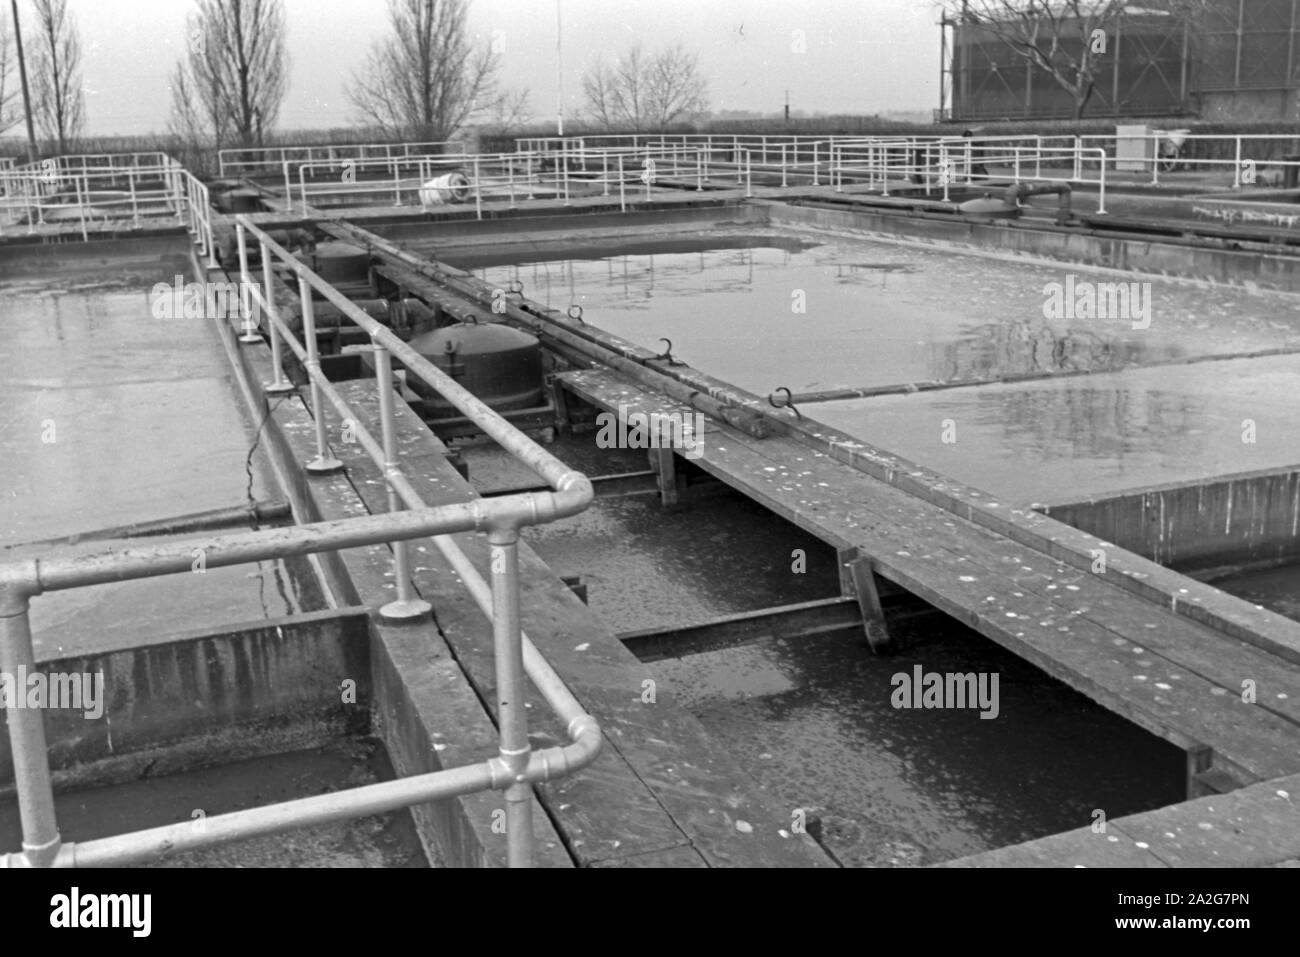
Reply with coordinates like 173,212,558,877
10,0,39,162
556,0,564,136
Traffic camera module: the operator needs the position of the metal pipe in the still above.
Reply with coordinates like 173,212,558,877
0,603,61,867
235,225,259,343
489,527,532,867
261,242,294,395
373,339,432,622
474,155,483,218
298,275,344,474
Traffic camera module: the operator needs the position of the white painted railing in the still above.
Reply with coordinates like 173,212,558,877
219,140,466,177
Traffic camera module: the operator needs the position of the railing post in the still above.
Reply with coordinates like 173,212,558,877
602,152,610,197
1,597,62,867
745,150,753,198
1233,135,1243,189
261,241,295,395
1013,147,1021,184
697,149,704,191
203,186,218,269
283,161,292,215
781,144,788,188
812,141,820,187
941,144,950,203
75,175,88,242
474,156,483,219
373,338,433,622
1073,136,1082,181
488,526,533,868
128,169,139,227
235,224,260,343
1036,135,1042,179
1096,149,1108,215
561,148,570,207
507,155,517,208
298,275,344,474
619,154,626,213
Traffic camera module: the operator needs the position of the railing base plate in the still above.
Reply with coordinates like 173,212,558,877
379,598,433,622
306,456,346,475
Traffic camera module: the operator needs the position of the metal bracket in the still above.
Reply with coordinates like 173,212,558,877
768,386,802,419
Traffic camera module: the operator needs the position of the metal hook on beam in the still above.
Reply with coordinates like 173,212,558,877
651,337,685,366
769,386,802,419
567,304,584,324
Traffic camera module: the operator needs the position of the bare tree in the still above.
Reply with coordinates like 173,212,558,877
582,43,708,130
478,87,532,136
169,0,289,151
29,0,82,151
948,1,1208,120
0,7,19,136
349,0,498,143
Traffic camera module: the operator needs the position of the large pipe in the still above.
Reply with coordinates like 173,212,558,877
6,500,291,549
1005,180,1072,224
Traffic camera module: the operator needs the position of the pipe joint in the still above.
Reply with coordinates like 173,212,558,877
0,560,42,616
487,756,516,790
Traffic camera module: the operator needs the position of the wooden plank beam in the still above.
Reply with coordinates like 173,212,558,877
618,597,864,662
843,549,892,653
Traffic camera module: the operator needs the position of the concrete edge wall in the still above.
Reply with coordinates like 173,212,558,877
1040,467,1300,575
0,609,372,795
768,200,1300,292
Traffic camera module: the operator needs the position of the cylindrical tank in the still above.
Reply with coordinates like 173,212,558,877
313,241,370,283
406,321,543,413
419,172,470,205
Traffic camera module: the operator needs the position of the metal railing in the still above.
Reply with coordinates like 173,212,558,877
287,152,484,214
0,215,600,869
219,140,466,177
0,159,191,239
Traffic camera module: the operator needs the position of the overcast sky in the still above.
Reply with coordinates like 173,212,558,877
62,0,940,136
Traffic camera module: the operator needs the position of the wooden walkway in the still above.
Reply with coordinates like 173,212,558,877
557,367,1300,798
946,770,1300,867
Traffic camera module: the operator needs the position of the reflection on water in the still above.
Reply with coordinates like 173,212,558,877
472,229,1300,395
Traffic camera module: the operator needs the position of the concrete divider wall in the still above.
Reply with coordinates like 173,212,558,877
769,201,1300,292
0,610,373,794
1040,467,1300,574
